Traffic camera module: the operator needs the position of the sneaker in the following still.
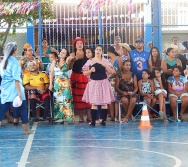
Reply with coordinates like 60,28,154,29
101,120,106,126
95,119,100,124
55,119,63,123
151,114,159,118
115,118,119,122
43,117,52,121
159,111,164,118
38,118,44,121
33,117,39,122
89,121,95,127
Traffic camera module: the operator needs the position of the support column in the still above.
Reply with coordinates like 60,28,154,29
38,0,42,60
27,21,34,50
152,0,162,54
144,0,152,51
27,0,35,52
98,10,103,45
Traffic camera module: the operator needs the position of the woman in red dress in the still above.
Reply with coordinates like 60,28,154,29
67,37,91,122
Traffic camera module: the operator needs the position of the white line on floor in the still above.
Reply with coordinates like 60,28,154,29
17,122,38,167
2,138,188,145
90,131,116,167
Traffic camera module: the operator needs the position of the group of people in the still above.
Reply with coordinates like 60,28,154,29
1,35,188,133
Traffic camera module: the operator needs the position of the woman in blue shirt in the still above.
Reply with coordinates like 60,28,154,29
0,42,33,134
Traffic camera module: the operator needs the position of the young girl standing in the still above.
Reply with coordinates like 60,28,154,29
138,69,157,117
107,46,119,121
82,45,115,126
49,48,75,123
45,52,59,76
152,67,168,122
85,48,94,122
86,48,94,59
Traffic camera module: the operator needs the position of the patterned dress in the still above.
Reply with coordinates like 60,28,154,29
167,75,187,92
82,58,114,105
141,80,152,94
53,62,74,123
122,55,128,62
108,57,119,102
153,78,167,95
70,56,91,109
117,72,137,99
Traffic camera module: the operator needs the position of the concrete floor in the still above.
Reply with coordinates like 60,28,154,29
0,115,187,167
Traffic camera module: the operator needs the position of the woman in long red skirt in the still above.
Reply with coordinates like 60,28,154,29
67,37,91,122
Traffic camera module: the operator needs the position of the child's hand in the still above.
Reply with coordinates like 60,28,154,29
175,92,181,97
128,91,133,96
123,92,128,96
184,69,188,75
146,94,151,98
49,84,53,91
101,61,107,68
20,56,25,61
150,94,154,99
90,67,95,73
35,55,41,61
162,92,167,97
70,56,74,61
157,77,162,82
146,94,153,99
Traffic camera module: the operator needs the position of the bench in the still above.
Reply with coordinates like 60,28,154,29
118,99,182,121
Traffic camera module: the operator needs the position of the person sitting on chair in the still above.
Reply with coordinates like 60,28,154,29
23,61,51,122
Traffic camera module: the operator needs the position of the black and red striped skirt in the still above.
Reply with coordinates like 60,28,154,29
70,72,91,109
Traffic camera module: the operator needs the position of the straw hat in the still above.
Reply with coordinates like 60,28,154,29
119,43,132,52
72,37,86,46
168,44,178,49
168,44,181,53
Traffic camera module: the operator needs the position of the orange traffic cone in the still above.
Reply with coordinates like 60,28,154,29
138,105,153,129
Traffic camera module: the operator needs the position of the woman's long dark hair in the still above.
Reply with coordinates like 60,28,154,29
22,49,26,56
3,43,17,69
150,46,161,63
86,47,95,58
61,48,70,61
152,67,167,89
50,51,59,62
166,47,174,56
